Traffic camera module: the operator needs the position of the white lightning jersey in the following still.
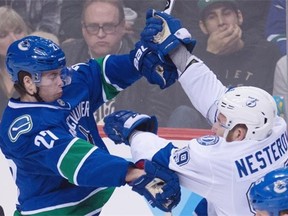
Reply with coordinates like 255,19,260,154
130,57,288,216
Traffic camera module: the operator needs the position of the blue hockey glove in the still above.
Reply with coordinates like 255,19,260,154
141,9,196,61
130,160,181,212
103,110,158,145
130,41,178,89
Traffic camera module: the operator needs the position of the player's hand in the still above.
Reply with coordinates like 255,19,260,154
129,160,181,212
130,41,178,89
206,24,242,55
103,110,158,145
141,9,196,61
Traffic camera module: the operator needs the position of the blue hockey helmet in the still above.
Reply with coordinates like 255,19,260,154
248,167,288,215
6,35,66,83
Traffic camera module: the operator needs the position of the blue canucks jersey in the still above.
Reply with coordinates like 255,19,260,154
0,55,141,215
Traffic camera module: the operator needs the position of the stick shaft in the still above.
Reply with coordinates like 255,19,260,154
164,0,176,14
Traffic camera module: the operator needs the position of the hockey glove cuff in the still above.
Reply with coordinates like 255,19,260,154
130,41,178,89
129,160,181,212
103,110,158,145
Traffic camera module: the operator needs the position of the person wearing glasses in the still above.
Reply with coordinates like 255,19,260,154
61,0,135,65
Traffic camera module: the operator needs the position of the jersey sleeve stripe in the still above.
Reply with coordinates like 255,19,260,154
57,137,78,178
57,138,95,183
96,56,123,101
73,147,97,185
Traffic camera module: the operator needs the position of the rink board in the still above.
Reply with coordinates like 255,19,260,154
0,127,211,216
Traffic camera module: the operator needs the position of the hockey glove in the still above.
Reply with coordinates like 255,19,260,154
130,160,181,212
141,9,196,61
103,110,158,145
130,41,178,89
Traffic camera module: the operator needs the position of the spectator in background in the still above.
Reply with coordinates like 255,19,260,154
266,0,286,56
0,6,28,120
0,0,61,36
168,0,282,129
59,0,141,43
195,0,280,92
58,0,164,42
62,0,135,63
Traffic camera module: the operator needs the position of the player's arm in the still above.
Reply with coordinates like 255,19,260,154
104,110,176,163
94,40,179,91
103,110,216,198
141,10,227,122
37,130,180,212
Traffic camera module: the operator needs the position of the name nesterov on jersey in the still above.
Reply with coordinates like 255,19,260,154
235,132,288,178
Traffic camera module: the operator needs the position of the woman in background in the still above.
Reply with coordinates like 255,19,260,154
0,6,28,120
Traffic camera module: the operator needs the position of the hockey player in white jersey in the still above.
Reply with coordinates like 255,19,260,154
248,167,288,216
0,34,188,215
103,9,288,216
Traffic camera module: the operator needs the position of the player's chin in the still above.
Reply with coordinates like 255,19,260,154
50,92,63,102
57,91,63,99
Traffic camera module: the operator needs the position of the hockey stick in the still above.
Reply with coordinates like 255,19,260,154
153,0,177,89
164,0,176,14
153,0,176,43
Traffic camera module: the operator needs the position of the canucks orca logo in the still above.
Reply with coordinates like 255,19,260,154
197,135,219,146
9,115,33,142
18,39,30,51
274,180,287,194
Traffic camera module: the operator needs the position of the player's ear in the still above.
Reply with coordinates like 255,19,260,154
233,126,246,141
23,75,37,94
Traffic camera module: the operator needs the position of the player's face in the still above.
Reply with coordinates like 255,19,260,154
200,4,242,35
255,210,271,216
211,113,227,137
82,1,125,58
38,69,64,102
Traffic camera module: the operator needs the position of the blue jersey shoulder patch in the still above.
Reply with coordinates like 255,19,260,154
197,135,219,146
9,114,33,142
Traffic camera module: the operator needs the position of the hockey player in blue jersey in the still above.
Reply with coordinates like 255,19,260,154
0,34,188,215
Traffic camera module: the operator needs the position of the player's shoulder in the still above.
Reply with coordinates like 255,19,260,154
196,135,221,146
193,135,222,146
1,101,65,144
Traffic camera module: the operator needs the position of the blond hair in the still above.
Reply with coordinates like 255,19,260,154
30,31,60,45
0,6,28,34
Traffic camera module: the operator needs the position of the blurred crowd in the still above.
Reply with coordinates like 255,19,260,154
0,0,286,127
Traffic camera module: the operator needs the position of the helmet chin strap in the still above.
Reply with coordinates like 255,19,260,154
32,87,44,102
24,86,44,102
17,77,44,102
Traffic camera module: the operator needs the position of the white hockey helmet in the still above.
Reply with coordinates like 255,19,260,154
217,86,277,141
